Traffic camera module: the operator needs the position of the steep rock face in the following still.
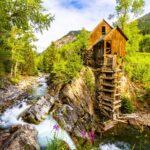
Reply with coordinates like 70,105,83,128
22,94,54,124
0,125,39,150
52,69,100,138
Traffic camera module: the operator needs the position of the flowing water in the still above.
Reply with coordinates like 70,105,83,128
0,76,76,150
99,123,150,150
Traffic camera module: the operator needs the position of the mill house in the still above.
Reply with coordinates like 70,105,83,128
85,19,128,120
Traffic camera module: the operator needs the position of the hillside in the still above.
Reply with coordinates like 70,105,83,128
138,12,150,35
54,30,81,48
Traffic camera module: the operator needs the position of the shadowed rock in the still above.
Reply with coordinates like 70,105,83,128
52,69,101,138
22,95,54,124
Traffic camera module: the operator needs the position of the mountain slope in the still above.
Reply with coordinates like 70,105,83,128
54,30,81,48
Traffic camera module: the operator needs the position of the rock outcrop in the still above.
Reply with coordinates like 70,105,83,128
22,95,54,124
54,30,80,48
0,76,37,114
52,68,101,138
0,125,39,150
127,112,150,127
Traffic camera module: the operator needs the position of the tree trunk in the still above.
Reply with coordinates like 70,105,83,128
10,64,14,77
14,62,18,77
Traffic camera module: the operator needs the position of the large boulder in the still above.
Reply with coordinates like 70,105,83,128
22,94,54,124
0,125,39,150
52,68,101,138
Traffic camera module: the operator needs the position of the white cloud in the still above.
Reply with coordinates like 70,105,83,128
35,0,150,53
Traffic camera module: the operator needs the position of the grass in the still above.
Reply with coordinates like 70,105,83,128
46,138,69,150
124,52,150,107
121,96,134,114
125,52,150,88
83,67,95,93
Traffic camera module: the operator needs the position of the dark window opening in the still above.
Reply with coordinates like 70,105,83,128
102,26,106,35
106,41,111,54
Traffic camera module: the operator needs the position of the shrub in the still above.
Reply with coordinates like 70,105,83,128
46,138,69,150
125,52,150,86
139,34,150,53
121,96,134,114
83,67,95,93
10,76,20,85
41,29,89,85
52,49,83,84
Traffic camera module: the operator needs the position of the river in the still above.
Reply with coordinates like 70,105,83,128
0,76,76,149
99,123,150,150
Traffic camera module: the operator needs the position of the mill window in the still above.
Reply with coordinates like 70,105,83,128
106,41,111,54
102,26,106,35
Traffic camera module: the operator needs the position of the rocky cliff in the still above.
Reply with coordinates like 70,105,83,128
51,67,101,141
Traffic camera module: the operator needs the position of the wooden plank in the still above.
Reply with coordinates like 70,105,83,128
102,77,115,80
102,89,115,93
113,100,121,105
102,83,115,87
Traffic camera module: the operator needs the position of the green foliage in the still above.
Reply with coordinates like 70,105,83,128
75,29,90,58
35,54,44,71
121,96,134,114
125,52,150,87
6,26,38,77
115,0,144,30
114,1,144,55
10,76,20,85
139,34,150,52
42,29,89,84
52,49,83,84
0,0,53,32
77,138,97,150
83,67,95,93
46,138,69,150
124,21,142,54
141,87,150,102
0,0,53,81
43,43,58,73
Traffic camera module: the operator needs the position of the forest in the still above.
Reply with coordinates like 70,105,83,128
0,0,150,150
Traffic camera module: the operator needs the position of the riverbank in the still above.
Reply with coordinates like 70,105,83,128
0,75,38,114
0,75,76,150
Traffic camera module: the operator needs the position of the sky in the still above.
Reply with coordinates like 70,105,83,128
35,0,150,53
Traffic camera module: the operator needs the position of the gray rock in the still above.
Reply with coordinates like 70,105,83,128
52,70,99,138
22,95,54,124
0,125,40,150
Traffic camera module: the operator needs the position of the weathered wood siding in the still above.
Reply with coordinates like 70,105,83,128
89,20,112,49
104,29,126,57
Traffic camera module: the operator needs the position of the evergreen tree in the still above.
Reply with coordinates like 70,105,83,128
43,42,57,73
40,30,90,84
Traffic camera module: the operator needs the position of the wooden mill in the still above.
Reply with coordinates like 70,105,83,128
85,19,128,120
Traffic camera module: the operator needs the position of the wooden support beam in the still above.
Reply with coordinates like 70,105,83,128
102,89,115,93
102,77,115,80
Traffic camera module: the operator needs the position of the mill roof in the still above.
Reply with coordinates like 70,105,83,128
88,20,128,50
